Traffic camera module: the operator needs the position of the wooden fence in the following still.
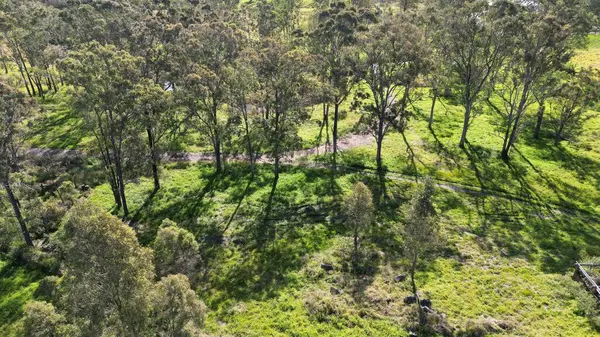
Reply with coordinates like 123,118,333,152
573,262,600,300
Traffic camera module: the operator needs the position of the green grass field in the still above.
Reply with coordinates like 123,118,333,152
2,32,600,337
323,92,600,215
72,162,600,336
572,34,600,69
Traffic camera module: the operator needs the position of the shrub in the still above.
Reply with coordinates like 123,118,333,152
153,220,201,280
34,276,61,302
9,245,59,274
304,290,343,322
21,301,78,337
457,317,515,337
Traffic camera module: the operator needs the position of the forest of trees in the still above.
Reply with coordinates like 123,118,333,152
1,0,600,336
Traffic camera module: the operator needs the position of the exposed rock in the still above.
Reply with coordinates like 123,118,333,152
330,286,343,295
394,274,407,282
423,305,435,314
403,296,417,305
420,298,432,308
320,263,334,272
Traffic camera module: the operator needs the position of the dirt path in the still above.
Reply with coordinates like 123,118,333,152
166,133,374,164
22,135,599,219
25,133,375,165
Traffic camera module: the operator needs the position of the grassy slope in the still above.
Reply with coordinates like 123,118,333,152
572,34,600,69
330,93,600,214
0,261,41,335
2,31,599,337
79,160,599,336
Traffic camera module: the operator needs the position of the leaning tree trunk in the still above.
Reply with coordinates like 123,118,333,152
2,178,33,246
1,57,7,74
16,65,32,97
18,55,37,97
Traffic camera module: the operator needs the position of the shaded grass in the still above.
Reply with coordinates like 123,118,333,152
82,161,600,336
26,88,92,150
329,91,600,215
0,260,42,335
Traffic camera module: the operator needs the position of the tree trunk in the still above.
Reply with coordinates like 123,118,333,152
46,74,52,93
50,74,58,93
114,154,129,218
34,75,44,98
376,118,384,174
500,113,512,161
410,256,427,326
109,177,122,210
317,103,327,154
214,135,222,173
2,178,33,246
429,90,437,129
504,110,525,161
242,107,254,174
17,65,32,97
21,61,37,97
1,57,7,74
554,122,564,146
459,102,472,148
213,105,222,173
333,100,340,158
146,124,160,191
9,145,20,173
534,104,545,139
325,104,330,150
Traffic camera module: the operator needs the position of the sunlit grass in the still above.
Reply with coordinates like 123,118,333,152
572,34,600,69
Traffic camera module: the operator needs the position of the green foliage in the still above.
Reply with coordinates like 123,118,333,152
549,67,600,144
343,182,374,263
20,301,77,337
304,290,344,322
404,178,438,264
153,220,201,280
152,274,206,337
55,200,154,336
1,0,600,336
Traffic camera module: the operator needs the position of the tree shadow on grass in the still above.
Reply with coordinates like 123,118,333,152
28,105,88,150
465,189,600,273
124,164,348,306
0,262,43,329
425,126,462,170
208,225,328,306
